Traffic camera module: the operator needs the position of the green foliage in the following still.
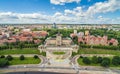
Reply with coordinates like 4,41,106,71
82,57,91,64
101,57,110,67
112,56,120,66
9,57,41,65
0,48,40,55
97,57,103,63
78,56,120,67
53,52,65,55
72,36,78,44
45,29,73,37
80,44,119,50
0,41,39,50
72,52,77,57
77,48,120,56
34,55,39,59
40,51,46,56
0,58,9,67
6,55,13,61
0,55,5,58
91,56,98,64
20,55,25,60
80,56,83,58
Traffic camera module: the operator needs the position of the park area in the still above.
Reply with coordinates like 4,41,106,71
9,57,41,65
0,48,40,55
77,48,120,56
77,56,120,68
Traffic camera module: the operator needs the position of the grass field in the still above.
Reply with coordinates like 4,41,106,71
77,57,100,66
9,57,41,65
53,52,65,55
77,57,120,68
78,48,120,56
0,48,40,55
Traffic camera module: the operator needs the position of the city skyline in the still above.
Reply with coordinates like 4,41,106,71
0,0,120,24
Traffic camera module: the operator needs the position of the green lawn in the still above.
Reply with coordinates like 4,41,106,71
0,48,40,55
77,57,100,66
78,48,120,56
9,57,41,65
77,57,120,68
53,52,65,55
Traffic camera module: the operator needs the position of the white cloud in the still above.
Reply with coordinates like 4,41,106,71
50,0,80,5
86,0,120,15
0,0,120,24
0,12,52,23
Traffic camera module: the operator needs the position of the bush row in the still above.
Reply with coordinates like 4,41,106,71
80,44,120,50
0,55,39,67
80,56,120,67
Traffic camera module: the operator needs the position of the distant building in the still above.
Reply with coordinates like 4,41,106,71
85,30,89,36
45,32,72,46
74,30,77,34
39,32,79,64
71,30,119,46
52,23,57,29
22,29,31,32
78,32,84,37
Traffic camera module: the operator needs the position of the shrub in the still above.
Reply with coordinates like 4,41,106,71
97,57,103,63
80,56,83,58
101,57,110,67
112,56,120,66
0,55,5,58
72,52,77,57
0,59,9,67
41,51,46,56
82,57,91,64
34,55,38,59
20,55,25,60
6,55,13,61
91,56,98,64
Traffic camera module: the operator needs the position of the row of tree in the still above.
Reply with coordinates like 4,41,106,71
0,43,39,50
81,56,120,67
44,28,120,44
0,55,39,67
79,44,120,50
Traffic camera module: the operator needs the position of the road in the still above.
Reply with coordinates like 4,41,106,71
0,65,119,74
0,54,120,74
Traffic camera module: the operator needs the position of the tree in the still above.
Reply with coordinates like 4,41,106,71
0,59,9,67
112,56,120,66
82,57,91,64
40,51,46,56
0,55,5,58
73,36,78,44
91,56,98,64
34,55,38,59
20,55,25,60
72,52,77,57
97,57,103,63
101,57,110,67
19,42,24,49
80,56,83,58
6,55,13,61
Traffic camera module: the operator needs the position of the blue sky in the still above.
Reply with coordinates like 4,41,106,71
0,0,120,24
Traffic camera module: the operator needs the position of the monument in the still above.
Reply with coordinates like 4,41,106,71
38,32,79,66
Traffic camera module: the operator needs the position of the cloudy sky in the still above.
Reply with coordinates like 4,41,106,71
0,0,120,24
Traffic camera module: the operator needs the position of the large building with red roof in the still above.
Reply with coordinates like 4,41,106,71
70,30,118,46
